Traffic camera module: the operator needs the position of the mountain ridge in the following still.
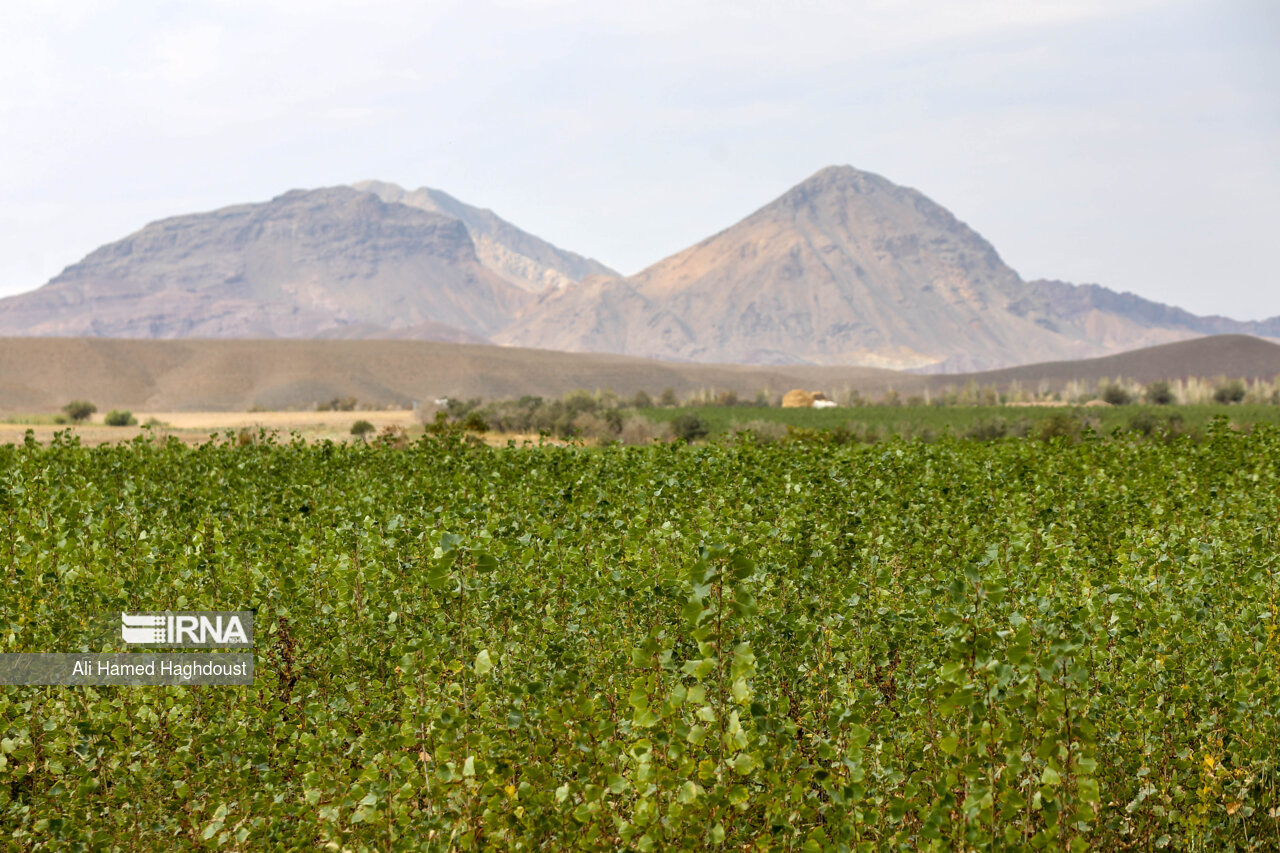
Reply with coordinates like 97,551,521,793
0,165,1276,372
501,165,1279,371
0,187,528,340
352,180,617,292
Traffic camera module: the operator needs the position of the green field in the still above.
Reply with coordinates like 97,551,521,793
640,403,1280,439
2,429,1278,849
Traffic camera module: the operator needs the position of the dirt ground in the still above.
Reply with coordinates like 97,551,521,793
0,410,421,447
0,411,572,448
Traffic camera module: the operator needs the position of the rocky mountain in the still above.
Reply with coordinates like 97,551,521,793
1,165,1276,371
353,180,617,292
1022,279,1280,341
497,166,1280,371
0,187,531,341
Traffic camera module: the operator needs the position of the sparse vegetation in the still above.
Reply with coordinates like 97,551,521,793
670,412,709,442
725,419,788,444
1145,379,1174,405
317,396,358,412
1213,378,1247,404
1100,383,1133,405
1127,410,1185,439
375,424,410,448
61,400,97,422
619,415,672,445
963,416,1031,442
2,413,71,426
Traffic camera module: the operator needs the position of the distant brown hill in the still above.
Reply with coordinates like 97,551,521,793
955,334,1280,389
0,337,904,412
1,334,1276,413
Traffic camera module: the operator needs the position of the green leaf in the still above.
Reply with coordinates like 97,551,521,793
425,561,451,590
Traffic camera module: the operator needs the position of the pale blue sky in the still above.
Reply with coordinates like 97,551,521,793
1,0,1277,319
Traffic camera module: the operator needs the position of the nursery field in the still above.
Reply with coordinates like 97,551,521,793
1,427,1278,849
640,403,1280,439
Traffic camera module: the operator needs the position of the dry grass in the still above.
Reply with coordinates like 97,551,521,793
132,410,417,430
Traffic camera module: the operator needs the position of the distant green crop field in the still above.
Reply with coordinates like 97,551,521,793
641,403,1280,437
1,429,1278,849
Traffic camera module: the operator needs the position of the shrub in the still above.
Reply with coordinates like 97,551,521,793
570,412,607,441
715,390,739,407
1213,379,1246,404
350,420,375,441
104,409,137,427
619,416,671,445
632,390,653,409
966,418,1009,442
1127,412,1187,441
726,420,788,444
461,412,489,433
1127,411,1159,436
670,413,709,442
317,396,358,412
424,411,453,435
1037,412,1082,442
1101,384,1133,405
376,425,410,448
62,400,97,422
1145,380,1174,405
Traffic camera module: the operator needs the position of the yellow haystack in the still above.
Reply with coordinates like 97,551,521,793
782,389,819,408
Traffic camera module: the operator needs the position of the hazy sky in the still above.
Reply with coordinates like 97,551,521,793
2,0,1277,319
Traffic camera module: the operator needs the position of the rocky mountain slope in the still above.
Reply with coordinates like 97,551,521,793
0,166,1275,371
0,188,530,341
497,166,1280,371
1023,279,1280,341
353,180,617,292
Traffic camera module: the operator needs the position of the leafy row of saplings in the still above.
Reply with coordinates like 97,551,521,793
0,428,1275,848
